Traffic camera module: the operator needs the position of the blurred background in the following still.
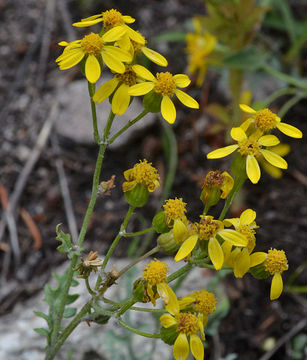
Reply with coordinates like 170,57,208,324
0,0,307,359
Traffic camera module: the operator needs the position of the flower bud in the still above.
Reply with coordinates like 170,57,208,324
143,90,162,113
152,211,170,233
124,183,149,207
157,231,180,255
132,278,150,303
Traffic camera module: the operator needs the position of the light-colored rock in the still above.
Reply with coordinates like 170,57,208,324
56,76,156,150
0,257,217,360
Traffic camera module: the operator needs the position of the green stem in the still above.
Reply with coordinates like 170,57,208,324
278,94,305,118
95,205,135,290
85,277,96,296
218,176,246,221
124,227,155,237
116,297,138,317
88,82,100,143
130,306,166,313
108,110,148,145
118,319,161,338
262,87,297,107
117,246,160,278
167,263,193,283
262,64,307,90
46,301,92,360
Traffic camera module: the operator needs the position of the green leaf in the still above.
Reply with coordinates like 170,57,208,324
34,311,50,323
223,47,267,71
56,224,73,256
34,327,50,337
66,294,79,305
63,307,77,318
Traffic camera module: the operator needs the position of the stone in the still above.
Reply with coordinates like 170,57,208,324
56,76,155,150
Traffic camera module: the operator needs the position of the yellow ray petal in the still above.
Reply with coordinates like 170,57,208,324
132,65,155,81
85,55,101,83
112,84,130,115
276,122,303,138
73,18,103,27
142,47,168,66
207,145,238,159
250,252,267,267
128,82,155,96
157,283,179,315
240,118,254,132
173,74,191,88
173,333,189,360
161,96,176,124
246,155,261,184
102,52,125,74
218,229,248,247
260,150,288,169
173,219,188,244
125,26,146,44
258,135,280,147
58,50,84,70
233,248,250,278
190,334,204,360
239,104,256,114
240,209,256,225
93,77,119,103
175,89,199,109
230,127,247,142
270,272,283,300
208,237,224,270
122,15,135,23
160,314,176,328
174,235,198,262
103,45,132,62
102,26,126,42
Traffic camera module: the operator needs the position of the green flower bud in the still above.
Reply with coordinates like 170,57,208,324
152,211,169,233
160,325,178,345
143,90,162,113
132,278,150,303
157,231,180,255
124,184,149,207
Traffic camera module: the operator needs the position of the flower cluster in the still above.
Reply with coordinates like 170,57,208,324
207,104,302,183
56,8,199,123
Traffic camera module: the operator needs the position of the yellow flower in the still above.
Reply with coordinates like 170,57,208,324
186,18,217,87
240,104,303,138
93,65,144,115
162,198,187,225
143,259,178,314
201,170,234,204
56,31,131,83
179,289,217,328
222,209,266,278
160,309,205,360
207,127,288,184
117,31,167,66
73,9,145,45
122,159,160,193
264,248,288,300
128,70,199,124
174,216,248,270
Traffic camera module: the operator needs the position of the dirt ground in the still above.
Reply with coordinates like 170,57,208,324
0,0,306,359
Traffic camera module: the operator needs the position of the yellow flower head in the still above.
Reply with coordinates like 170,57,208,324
128,69,199,124
93,65,141,115
186,17,217,87
222,209,266,278
160,310,205,360
163,198,187,225
56,30,131,83
143,259,168,285
174,215,248,270
73,9,145,46
202,170,233,201
240,104,303,138
181,289,217,317
122,159,160,193
143,259,179,313
264,248,288,300
207,127,288,184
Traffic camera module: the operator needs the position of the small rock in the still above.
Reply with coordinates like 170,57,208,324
56,76,155,150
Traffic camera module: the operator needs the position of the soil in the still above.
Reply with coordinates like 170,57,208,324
0,0,306,359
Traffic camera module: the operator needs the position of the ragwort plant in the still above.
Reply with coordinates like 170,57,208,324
35,8,302,360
